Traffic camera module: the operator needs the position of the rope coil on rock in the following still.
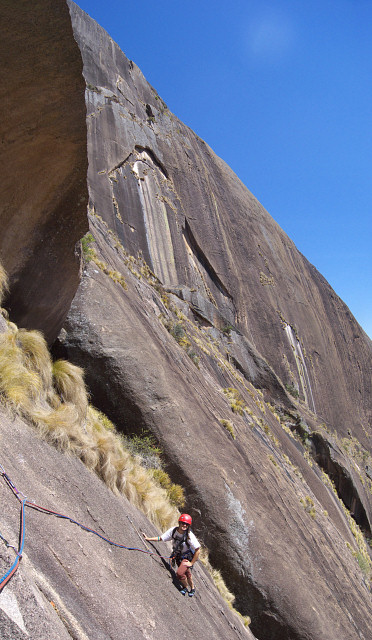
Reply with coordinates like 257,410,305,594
0,463,172,592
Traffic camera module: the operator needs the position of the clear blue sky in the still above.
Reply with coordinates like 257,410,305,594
76,0,371,340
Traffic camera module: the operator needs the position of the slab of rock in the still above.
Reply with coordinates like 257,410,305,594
0,408,254,640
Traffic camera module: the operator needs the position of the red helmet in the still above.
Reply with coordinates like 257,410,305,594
179,513,192,526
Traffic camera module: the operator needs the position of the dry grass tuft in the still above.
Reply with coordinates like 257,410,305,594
151,468,185,508
219,419,236,439
17,329,53,390
0,331,43,409
223,388,246,416
200,549,251,627
52,359,88,421
0,262,8,305
86,406,178,527
200,549,235,605
0,320,178,531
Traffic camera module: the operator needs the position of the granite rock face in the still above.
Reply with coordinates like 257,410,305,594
0,0,88,344
0,2,371,640
68,1,371,444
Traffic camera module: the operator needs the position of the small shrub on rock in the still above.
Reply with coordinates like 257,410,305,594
220,419,236,439
285,382,299,399
223,388,245,416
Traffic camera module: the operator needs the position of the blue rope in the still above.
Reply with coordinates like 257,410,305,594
0,499,25,592
27,502,172,558
0,464,172,591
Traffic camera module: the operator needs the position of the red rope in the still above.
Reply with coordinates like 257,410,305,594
1,463,173,592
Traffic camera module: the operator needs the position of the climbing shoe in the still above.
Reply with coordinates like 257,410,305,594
180,587,188,596
188,588,195,597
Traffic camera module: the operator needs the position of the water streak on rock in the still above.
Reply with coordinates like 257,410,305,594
284,324,316,413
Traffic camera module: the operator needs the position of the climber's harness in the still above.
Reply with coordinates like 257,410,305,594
170,526,194,566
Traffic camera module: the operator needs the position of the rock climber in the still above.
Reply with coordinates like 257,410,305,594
143,513,200,597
